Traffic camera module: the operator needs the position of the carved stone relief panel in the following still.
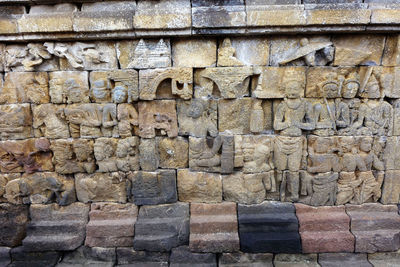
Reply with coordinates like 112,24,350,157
89,70,138,103
1,72,49,104
0,104,33,140
49,71,89,104
32,104,70,139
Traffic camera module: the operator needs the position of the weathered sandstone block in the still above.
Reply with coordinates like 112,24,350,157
169,246,217,267
10,246,61,267
133,202,189,252
238,202,301,253
94,137,139,172
117,39,171,69
381,170,400,204
0,204,28,247
4,172,76,206
49,71,89,104
384,136,400,170
368,250,400,267
177,99,218,138
0,138,53,173
295,204,354,253
75,172,128,203
0,173,19,203
1,72,49,104
129,170,177,205
190,202,239,253
117,103,139,138
273,254,320,267
157,137,188,169
139,68,192,100
172,39,217,67
177,169,222,203
219,252,273,267
23,203,89,251
346,203,400,253
57,246,116,267
382,34,400,66
139,138,159,171
89,70,138,103
138,100,178,138
189,136,234,174
318,253,372,267
32,104,70,139
116,248,169,267
85,203,138,247
0,104,33,140
51,139,96,174
333,35,385,66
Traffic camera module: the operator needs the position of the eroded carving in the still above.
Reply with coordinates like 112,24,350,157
0,104,33,140
32,104,70,139
49,71,89,104
217,38,243,67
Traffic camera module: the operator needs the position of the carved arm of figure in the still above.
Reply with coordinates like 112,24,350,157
298,101,316,131
102,105,118,128
81,107,102,127
273,101,290,131
199,136,222,160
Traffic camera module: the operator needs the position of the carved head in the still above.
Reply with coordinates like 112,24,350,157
359,137,373,152
92,79,109,100
320,72,341,98
282,70,303,98
64,78,82,103
112,84,128,103
342,72,360,99
187,99,205,119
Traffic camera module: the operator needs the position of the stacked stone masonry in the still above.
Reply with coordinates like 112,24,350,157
2,0,400,265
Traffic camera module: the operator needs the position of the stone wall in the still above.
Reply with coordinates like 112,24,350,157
1,0,400,266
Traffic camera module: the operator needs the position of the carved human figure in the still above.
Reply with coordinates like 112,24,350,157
217,38,243,67
117,104,138,138
101,104,118,137
307,136,340,173
64,104,102,138
115,137,139,172
112,84,128,103
91,79,110,103
300,171,338,206
32,104,70,139
273,70,314,201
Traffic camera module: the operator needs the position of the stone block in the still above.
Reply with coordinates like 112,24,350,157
172,39,217,67
51,139,96,174
56,42,118,71
218,99,273,134
274,254,320,267
32,104,70,139
318,253,372,267
1,72,49,104
74,1,135,32
57,246,115,266
5,43,59,72
177,99,218,138
63,103,118,138
129,170,177,205
381,170,400,204
0,138,53,173
134,0,191,30
192,3,246,28
223,172,278,204
23,203,89,251
85,203,138,247
117,39,171,69
346,203,400,253
89,70,139,103
194,67,257,98
49,71,89,104
94,137,139,172
10,247,61,267
18,4,75,33
133,202,189,252
382,35,400,66
138,100,178,138
270,35,333,66
238,201,301,253
306,9,370,25
139,138,159,171
219,252,273,267
252,66,305,98
333,35,385,66
0,44,4,71
0,14,19,34
157,137,188,169
169,246,217,267
190,202,239,253
295,204,354,253
371,9,400,24
0,173,20,203
246,4,305,26
116,248,169,267
189,136,234,174
75,172,128,203
368,250,400,267
177,169,222,203
219,37,269,66
384,137,400,170
139,68,192,100
0,247,10,267
0,204,28,247
0,104,33,141
4,172,75,206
